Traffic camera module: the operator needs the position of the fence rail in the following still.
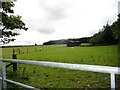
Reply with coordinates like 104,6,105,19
0,58,120,90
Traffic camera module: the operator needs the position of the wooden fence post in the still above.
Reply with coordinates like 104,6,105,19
18,48,20,54
12,48,17,72
27,48,28,53
35,47,36,52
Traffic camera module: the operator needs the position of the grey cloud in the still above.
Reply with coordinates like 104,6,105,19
22,1,71,35
38,28,55,34
38,1,69,21
32,0,71,35
23,17,55,35
44,7,67,20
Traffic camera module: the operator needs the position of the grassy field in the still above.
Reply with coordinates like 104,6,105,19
1,45,119,89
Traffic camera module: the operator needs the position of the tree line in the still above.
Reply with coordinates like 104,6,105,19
89,14,120,45
43,37,90,45
43,14,120,46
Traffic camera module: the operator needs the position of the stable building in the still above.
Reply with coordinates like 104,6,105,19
67,41,80,47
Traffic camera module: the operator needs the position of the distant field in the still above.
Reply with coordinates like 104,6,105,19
1,45,119,89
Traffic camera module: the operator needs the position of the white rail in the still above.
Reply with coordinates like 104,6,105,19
0,58,120,90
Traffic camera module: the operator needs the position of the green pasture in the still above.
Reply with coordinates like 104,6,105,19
1,45,119,89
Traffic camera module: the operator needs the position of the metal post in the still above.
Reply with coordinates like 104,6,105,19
2,60,6,90
110,73,115,90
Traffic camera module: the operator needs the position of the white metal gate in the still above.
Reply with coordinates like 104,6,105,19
0,58,120,90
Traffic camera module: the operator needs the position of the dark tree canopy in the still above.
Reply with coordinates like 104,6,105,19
0,1,28,44
89,14,120,45
111,14,120,40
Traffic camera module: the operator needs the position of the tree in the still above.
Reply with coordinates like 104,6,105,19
89,14,120,45
111,14,120,41
0,0,28,44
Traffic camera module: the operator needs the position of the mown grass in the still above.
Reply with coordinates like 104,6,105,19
1,45,119,89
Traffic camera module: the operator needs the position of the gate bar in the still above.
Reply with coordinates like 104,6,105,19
1,58,120,74
2,61,6,89
1,58,120,90
4,79,40,90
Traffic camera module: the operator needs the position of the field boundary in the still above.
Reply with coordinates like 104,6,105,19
0,58,120,90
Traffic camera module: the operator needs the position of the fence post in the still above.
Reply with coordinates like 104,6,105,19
12,49,17,72
110,73,115,90
2,60,6,89
18,48,20,54
27,48,28,53
35,47,36,52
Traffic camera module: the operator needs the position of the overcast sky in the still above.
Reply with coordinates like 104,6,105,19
4,0,120,45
